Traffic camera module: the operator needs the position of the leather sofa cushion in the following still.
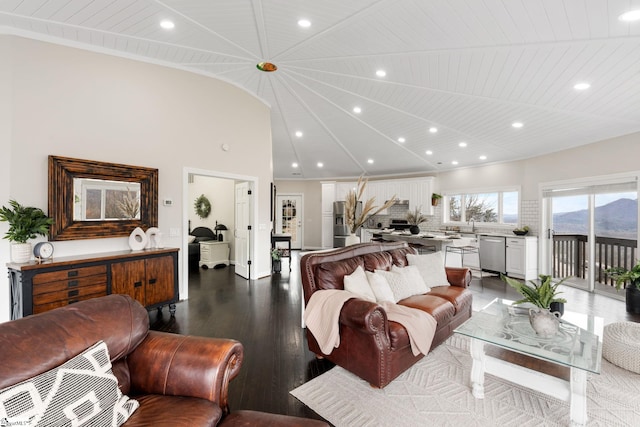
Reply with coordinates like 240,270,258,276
362,251,392,272
399,294,456,324
388,247,415,267
313,257,364,290
428,285,473,312
125,395,222,426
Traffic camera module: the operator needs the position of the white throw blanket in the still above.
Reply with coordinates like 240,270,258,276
304,289,437,356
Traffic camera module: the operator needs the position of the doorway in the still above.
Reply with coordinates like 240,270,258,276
275,194,303,250
182,168,258,300
541,174,638,295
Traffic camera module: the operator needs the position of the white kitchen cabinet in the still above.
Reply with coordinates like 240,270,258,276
321,182,336,214
506,236,538,280
321,182,336,248
409,178,434,215
336,182,357,201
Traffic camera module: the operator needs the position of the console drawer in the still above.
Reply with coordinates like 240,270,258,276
32,265,107,285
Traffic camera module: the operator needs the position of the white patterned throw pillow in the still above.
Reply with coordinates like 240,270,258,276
375,265,429,302
407,252,450,287
0,341,138,427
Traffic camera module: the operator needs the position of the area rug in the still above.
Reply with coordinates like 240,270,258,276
291,335,640,426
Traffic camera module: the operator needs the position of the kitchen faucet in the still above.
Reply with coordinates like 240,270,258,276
468,218,476,233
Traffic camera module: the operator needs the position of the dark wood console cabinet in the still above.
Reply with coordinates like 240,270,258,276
7,248,179,320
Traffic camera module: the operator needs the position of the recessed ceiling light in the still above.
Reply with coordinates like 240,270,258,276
298,19,311,28
458,142,467,147
160,20,175,29
479,155,487,160
317,162,323,168
425,150,433,155
397,137,405,143
512,122,523,128
376,70,386,77
353,106,362,114
619,10,640,22
574,82,590,90
451,160,459,165
367,159,374,164
295,131,303,137
429,127,438,133
292,162,299,168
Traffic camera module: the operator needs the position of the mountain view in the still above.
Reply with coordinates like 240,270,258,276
554,198,638,240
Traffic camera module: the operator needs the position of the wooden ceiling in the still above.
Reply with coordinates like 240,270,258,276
2,0,640,179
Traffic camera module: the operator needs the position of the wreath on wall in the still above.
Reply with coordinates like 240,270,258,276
194,194,212,219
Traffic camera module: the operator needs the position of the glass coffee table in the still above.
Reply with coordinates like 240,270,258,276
455,298,603,427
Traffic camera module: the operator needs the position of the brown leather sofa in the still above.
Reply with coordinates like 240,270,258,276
300,241,472,388
0,294,328,427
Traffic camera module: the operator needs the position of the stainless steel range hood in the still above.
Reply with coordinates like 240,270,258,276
385,199,409,205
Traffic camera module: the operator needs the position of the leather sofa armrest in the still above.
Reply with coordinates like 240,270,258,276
445,267,472,288
127,331,243,414
339,299,388,335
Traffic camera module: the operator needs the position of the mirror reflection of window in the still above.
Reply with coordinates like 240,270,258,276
73,178,141,221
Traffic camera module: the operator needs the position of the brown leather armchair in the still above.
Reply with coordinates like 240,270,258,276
0,294,327,427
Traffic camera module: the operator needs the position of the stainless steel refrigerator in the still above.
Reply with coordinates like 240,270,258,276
333,201,362,247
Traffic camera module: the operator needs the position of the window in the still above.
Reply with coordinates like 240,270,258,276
444,189,519,225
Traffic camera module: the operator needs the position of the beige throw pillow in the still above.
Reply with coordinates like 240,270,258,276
407,252,450,287
365,271,396,303
343,266,376,302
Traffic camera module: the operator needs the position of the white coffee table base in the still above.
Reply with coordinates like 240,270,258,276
470,338,588,427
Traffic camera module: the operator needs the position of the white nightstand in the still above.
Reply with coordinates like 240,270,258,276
199,241,230,268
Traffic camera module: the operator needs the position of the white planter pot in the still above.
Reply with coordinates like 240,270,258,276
345,234,361,246
11,243,32,263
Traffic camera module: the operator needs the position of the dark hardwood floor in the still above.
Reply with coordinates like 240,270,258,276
149,251,640,423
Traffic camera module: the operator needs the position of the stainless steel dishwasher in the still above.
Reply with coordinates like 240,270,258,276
479,235,506,274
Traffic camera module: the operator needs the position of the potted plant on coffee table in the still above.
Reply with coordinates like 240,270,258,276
406,206,428,234
502,274,567,337
605,261,640,314
0,200,54,263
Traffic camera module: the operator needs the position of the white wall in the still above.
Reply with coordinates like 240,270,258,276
188,175,236,261
0,35,273,322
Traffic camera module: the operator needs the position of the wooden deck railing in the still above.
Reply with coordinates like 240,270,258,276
552,234,637,287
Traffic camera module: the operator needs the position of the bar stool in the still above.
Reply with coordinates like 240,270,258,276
445,245,482,284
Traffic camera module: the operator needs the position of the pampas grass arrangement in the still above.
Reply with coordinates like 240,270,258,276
345,176,397,234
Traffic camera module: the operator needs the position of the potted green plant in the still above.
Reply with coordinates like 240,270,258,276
605,261,640,314
406,206,428,234
271,248,283,273
431,193,442,206
502,274,567,337
0,200,54,263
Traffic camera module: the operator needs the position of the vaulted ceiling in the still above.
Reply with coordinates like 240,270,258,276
2,1,640,180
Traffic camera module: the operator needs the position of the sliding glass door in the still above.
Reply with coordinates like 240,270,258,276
541,176,638,295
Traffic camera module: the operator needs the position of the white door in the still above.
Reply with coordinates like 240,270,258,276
234,181,251,279
276,194,303,249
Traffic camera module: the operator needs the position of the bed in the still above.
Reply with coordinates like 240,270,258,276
188,226,216,270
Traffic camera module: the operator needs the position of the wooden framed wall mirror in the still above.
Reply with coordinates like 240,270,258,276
49,156,158,241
